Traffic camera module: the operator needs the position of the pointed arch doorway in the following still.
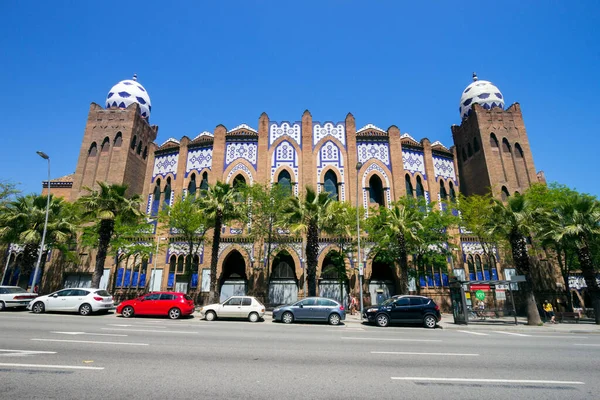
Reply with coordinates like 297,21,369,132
268,251,298,306
368,258,396,305
219,250,248,302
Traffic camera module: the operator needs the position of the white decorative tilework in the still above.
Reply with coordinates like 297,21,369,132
402,150,426,178
8,243,24,254
569,275,600,290
226,163,254,185
400,133,418,143
146,194,153,215
356,123,385,134
186,147,213,174
230,228,243,235
461,242,498,259
225,142,257,168
227,124,257,133
316,140,345,201
193,131,213,140
269,122,301,148
160,138,180,146
357,142,390,167
153,152,178,180
313,122,345,148
167,242,204,264
433,155,457,182
271,140,299,196
431,141,449,150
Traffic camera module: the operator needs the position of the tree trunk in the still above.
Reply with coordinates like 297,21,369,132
577,243,600,324
91,219,114,289
397,233,409,295
510,233,542,325
208,212,222,304
557,248,573,312
306,222,318,297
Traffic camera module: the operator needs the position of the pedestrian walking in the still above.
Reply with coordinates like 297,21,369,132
350,294,358,315
543,300,556,324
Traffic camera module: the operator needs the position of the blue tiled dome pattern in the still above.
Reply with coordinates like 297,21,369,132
106,79,152,119
459,80,504,119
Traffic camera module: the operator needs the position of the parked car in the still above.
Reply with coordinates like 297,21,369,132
0,286,38,311
27,288,114,315
363,295,441,328
116,292,195,319
200,296,265,322
272,297,346,325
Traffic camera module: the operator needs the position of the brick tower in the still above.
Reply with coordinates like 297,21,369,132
451,73,541,198
70,75,158,201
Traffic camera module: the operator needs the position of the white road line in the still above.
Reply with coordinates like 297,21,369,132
493,331,532,337
101,328,198,334
51,331,128,337
457,330,488,336
31,339,148,346
574,344,600,347
327,328,365,332
391,377,584,385
372,351,479,357
342,337,441,342
0,362,104,370
108,324,167,328
0,349,57,354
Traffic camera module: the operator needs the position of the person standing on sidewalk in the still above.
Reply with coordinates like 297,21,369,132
543,300,556,324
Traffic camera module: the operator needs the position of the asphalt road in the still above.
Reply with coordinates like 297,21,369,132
0,310,598,400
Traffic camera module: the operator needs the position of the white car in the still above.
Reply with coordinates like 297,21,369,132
200,296,265,322
27,288,115,316
0,286,39,311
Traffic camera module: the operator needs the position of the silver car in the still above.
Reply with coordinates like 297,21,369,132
272,297,346,325
0,286,38,310
27,288,115,315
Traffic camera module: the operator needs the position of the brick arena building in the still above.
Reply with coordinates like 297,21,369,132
19,73,564,308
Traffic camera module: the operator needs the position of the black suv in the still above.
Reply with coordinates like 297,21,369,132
363,295,441,328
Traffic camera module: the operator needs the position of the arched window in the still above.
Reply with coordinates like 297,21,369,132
369,175,384,206
188,174,197,198
177,255,184,273
502,138,511,153
439,181,447,200
88,142,98,157
233,174,246,190
475,255,483,280
114,132,123,147
501,186,509,201
449,181,456,202
200,172,209,191
101,137,110,153
473,137,480,152
405,174,414,197
272,261,295,279
151,179,161,216
136,141,142,155
130,135,137,150
169,255,177,273
323,170,339,200
467,255,475,280
143,146,148,159
163,178,172,209
467,143,473,157
416,176,425,199
490,133,499,148
514,143,524,159
277,170,292,195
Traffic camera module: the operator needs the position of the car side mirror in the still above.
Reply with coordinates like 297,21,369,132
139,298,145,302
52,294,58,298
299,304,304,308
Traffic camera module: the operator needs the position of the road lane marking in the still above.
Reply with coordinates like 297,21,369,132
457,330,488,336
327,328,365,332
101,328,198,334
0,362,104,370
108,324,167,328
372,351,479,357
574,344,600,347
342,337,441,342
0,349,57,357
51,331,128,337
31,339,148,346
0,349,57,354
493,331,532,337
390,377,584,385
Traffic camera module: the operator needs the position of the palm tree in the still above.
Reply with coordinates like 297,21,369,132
282,186,333,297
0,194,74,286
549,194,600,324
198,182,240,304
77,183,143,288
488,194,542,325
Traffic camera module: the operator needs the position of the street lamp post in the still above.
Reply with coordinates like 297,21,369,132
1,251,13,285
300,257,306,299
355,162,364,319
150,237,166,292
30,151,50,293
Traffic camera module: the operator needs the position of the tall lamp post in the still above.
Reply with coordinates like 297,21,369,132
355,162,364,319
150,237,166,292
30,151,51,293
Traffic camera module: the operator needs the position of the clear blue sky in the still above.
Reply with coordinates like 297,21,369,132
1,1,598,196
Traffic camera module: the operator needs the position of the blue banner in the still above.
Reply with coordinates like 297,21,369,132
434,273,441,287
442,273,449,287
469,273,475,281
484,270,490,280
419,276,426,287
132,271,139,287
191,273,198,288
427,275,434,287
167,273,174,288
115,268,124,288
491,268,498,280
476,272,483,280
124,270,131,287
139,273,147,288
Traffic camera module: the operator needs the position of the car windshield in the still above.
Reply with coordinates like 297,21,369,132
0,287,26,294
381,298,396,306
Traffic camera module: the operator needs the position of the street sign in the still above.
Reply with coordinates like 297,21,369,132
496,284,509,290
475,290,486,301
495,290,506,300
470,284,490,291
510,275,527,282
358,263,364,276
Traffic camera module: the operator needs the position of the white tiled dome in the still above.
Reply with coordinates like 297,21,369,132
459,73,504,119
105,74,151,120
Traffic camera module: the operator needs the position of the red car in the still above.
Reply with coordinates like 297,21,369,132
116,292,195,319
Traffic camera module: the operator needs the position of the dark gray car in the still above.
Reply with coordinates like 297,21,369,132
272,297,346,325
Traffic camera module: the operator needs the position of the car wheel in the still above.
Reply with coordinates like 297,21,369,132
79,303,92,316
32,302,45,314
282,311,294,324
376,313,390,327
423,314,437,329
205,311,216,321
121,306,134,318
168,307,181,320
248,312,259,323
328,313,341,326
0,301,5,311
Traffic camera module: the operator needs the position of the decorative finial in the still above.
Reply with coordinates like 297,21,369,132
472,72,478,82
133,73,138,81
